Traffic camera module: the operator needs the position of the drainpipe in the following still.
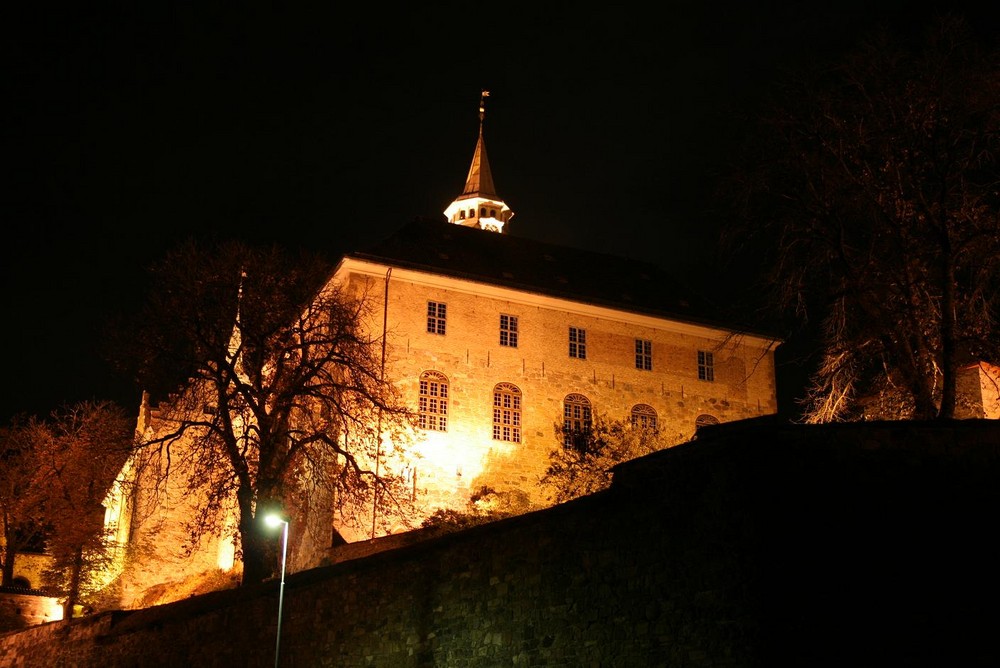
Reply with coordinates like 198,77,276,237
371,267,391,539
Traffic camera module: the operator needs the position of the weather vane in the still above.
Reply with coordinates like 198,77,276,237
479,89,490,123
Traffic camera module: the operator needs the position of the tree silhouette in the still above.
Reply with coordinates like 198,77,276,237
541,416,679,504
725,15,1000,421
119,239,414,586
34,401,135,617
0,417,49,588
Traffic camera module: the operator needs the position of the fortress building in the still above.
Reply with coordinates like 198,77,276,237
110,92,780,607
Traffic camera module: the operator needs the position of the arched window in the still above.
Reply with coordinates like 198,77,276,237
630,404,658,430
419,371,449,431
695,414,720,431
493,383,521,442
468,208,475,218
563,393,592,448
480,207,487,217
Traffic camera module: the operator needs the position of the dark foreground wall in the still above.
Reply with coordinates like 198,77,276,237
3,419,1000,667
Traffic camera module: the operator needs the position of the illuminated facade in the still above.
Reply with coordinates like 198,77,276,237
333,221,780,537
326,92,778,538
111,93,780,606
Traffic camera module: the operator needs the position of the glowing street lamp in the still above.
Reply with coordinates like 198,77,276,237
263,513,289,668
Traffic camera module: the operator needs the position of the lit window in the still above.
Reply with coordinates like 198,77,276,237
698,350,715,381
630,404,658,430
635,339,652,370
562,393,592,449
695,414,719,432
427,301,446,335
492,383,522,442
418,371,449,431
569,327,587,359
500,314,519,347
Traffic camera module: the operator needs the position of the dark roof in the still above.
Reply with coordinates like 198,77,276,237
346,218,776,338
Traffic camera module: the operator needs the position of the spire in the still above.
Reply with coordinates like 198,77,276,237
444,90,514,234
461,90,497,198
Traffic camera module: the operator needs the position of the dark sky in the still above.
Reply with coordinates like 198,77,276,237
4,2,996,424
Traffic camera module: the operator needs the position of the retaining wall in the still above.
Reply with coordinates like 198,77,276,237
2,418,999,667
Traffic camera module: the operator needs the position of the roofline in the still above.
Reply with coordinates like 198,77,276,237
335,252,784,346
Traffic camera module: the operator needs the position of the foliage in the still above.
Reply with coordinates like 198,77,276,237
133,567,241,609
0,417,49,587
119,239,416,585
34,401,135,617
723,16,1000,421
420,486,532,533
541,416,679,504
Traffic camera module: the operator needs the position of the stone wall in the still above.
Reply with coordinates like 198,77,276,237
114,260,780,606
346,263,777,531
0,590,62,631
9,553,52,591
3,418,999,667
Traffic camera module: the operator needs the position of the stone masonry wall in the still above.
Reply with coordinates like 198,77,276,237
351,267,777,529
3,419,999,667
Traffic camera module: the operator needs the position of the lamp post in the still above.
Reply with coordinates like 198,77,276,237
263,513,289,668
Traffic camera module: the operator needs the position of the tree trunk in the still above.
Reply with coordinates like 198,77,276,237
237,483,269,586
938,236,959,419
1,519,15,586
1,550,14,587
64,546,83,619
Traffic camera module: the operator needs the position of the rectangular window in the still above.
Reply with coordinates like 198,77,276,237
426,301,446,335
698,350,715,381
500,314,519,347
635,339,652,370
569,326,587,359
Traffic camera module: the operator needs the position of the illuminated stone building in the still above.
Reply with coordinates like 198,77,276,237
111,93,780,607
331,95,778,527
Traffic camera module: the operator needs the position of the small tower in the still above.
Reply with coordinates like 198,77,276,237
443,90,514,233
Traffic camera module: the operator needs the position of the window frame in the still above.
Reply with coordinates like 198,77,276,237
562,393,593,449
426,301,447,335
418,371,449,432
635,338,652,371
630,404,658,430
492,383,522,443
695,414,720,431
698,350,715,381
500,314,519,348
569,326,587,359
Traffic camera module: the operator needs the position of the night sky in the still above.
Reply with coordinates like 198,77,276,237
4,2,996,424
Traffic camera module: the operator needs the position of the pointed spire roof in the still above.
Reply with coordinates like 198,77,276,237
461,98,497,198
443,91,514,233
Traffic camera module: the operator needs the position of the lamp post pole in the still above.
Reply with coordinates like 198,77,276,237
264,514,289,668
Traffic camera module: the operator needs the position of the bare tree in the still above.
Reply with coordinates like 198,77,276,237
33,401,135,618
541,415,679,504
120,239,414,585
724,15,1000,421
